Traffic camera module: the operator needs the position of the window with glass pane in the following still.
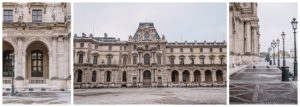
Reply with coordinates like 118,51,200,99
93,55,98,64
31,50,43,77
157,55,161,65
133,55,137,64
144,54,150,65
3,50,14,77
123,56,127,65
92,71,96,82
79,53,83,63
32,10,42,22
107,55,112,65
3,10,13,23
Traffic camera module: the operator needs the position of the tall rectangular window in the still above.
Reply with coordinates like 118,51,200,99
80,43,84,47
79,53,84,63
93,55,98,64
220,48,223,52
157,55,161,65
3,10,13,23
32,10,42,22
170,48,173,52
210,48,213,52
133,55,137,64
200,48,203,52
180,48,183,52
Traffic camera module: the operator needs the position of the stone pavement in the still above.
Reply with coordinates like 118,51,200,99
74,87,226,104
230,61,297,104
2,92,71,104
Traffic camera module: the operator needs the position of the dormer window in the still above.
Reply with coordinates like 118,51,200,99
144,32,149,40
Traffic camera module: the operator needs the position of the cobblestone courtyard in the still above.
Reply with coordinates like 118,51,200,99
2,92,71,104
230,61,297,104
74,87,226,104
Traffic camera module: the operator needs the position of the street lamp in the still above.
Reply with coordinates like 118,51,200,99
281,32,289,81
271,40,277,65
10,54,15,96
277,38,280,68
291,18,297,81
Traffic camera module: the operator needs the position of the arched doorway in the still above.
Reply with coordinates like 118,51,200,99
76,70,83,82
143,70,151,86
3,41,14,77
91,71,96,82
216,70,223,83
183,70,190,83
194,70,201,83
171,70,179,83
122,71,127,82
205,70,212,84
105,71,111,82
26,41,49,78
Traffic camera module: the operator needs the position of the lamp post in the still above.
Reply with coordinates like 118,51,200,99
271,40,276,65
277,38,280,68
281,32,289,81
268,47,272,65
10,54,15,96
291,18,297,81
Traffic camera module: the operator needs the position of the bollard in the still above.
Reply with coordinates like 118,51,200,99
281,66,290,81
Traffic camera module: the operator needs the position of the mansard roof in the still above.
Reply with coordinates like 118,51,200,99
132,22,161,40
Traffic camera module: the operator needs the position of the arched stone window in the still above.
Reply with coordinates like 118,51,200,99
122,71,127,82
169,55,175,65
3,50,14,77
205,70,212,83
200,55,205,64
132,53,138,64
106,54,113,65
209,55,215,64
144,32,149,40
31,50,43,77
92,71,97,82
194,70,201,83
182,70,190,83
77,70,82,82
144,54,150,65
171,70,179,82
216,70,223,83
156,54,161,65
122,55,127,65
105,71,111,82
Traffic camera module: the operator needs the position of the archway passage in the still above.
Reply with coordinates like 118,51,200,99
216,70,223,83
205,70,212,84
171,70,179,83
143,70,151,86
194,70,201,83
76,70,83,82
3,41,14,77
182,70,190,83
26,41,49,78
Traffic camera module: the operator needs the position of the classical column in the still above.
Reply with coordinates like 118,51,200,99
138,52,141,64
50,36,58,79
201,71,205,83
16,36,24,79
179,71,183,82
190,72,194,83
245,20,252,54
253,27,258,55
212,70,217,84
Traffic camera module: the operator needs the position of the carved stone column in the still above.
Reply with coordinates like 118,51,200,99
245,20,251,54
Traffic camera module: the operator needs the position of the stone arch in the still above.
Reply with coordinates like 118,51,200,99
75,69,83,82
122,71,127,82
23,37,51,55
216,70,223,83
25,41,49,79
3,41,15,77
194,70,201,83
143,70,151,86
182,70,190,83
171,70,179,83
105,71,111,82
205,70,212,83
91,71,97,82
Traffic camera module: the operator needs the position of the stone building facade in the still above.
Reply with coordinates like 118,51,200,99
2,2,71,92
229,3,260,67
74,22,227,88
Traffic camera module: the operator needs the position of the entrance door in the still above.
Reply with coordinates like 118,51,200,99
143,70,151,86
158,77,162,87
132,77,137,87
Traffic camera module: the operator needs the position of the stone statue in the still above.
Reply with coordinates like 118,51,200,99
82,33,86,37
51,6,57,21
162,35,165,40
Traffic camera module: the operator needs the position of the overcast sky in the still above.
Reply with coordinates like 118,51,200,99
74,3,227,42
258,3,297,52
